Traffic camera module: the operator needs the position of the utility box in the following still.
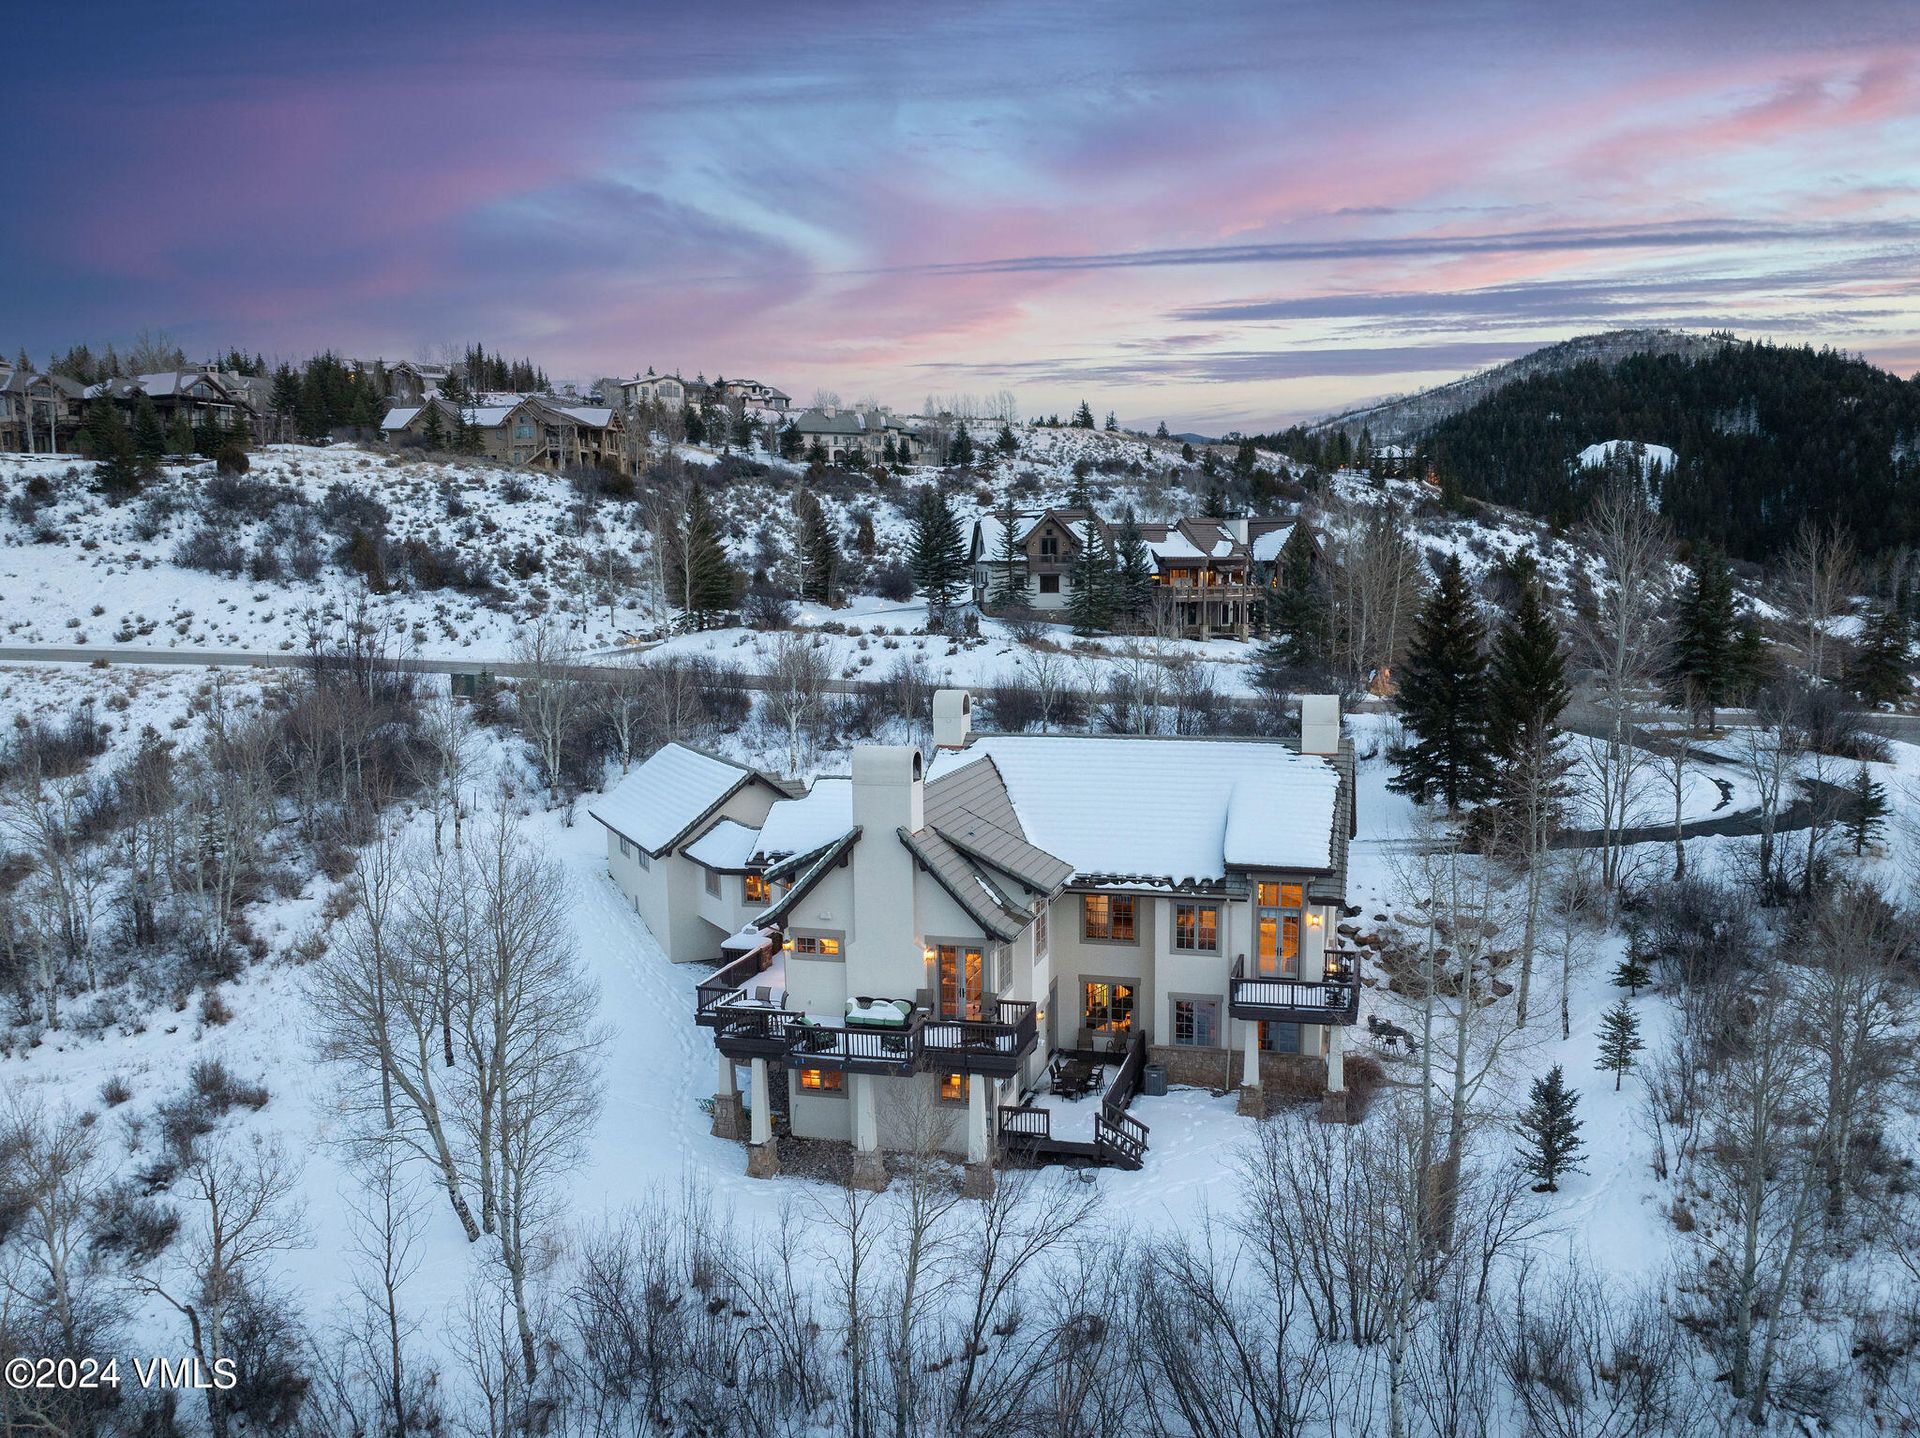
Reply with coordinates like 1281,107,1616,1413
1142,1063,1168,1098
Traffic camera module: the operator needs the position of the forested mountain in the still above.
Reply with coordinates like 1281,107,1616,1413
1424,340,1920,560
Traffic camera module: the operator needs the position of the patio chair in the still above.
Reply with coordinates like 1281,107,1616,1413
751,985,773,1005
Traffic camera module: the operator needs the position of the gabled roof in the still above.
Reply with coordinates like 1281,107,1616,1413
684,817,761,872
926,733,1343,887
752,828,862,926
752,777,854,865
588,742,782,857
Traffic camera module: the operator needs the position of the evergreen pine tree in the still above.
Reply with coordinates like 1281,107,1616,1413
907,485,968,617
131,393,166,460
995,423,1019,456
853,512,876,557
670,481,737,628
1846,763,1891,854
881,434,898,466
421,403,447,450
988,492,1026,610
1516,1065,1585,1192
797,491,840,604
167,411,194,458
1073,400,1095,429
1730,618,1769,703
1066,467,1093,512
806,437,829,467
1154,420,1170,439
1113,507,1154,623
1104,411,1118,433
682,402,705,445
1486,562,1570,764
1848,606,1911,705
1066,521,1116,633
1253,526,1329,690
1181,442,1195,464
1612,945,1652,996
1389,554,1496,811
1595,1000,1644,1091
1669,546,1738,727
947,421,975,468
84,398,140,500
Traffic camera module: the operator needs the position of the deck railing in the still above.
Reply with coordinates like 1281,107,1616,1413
1094,1029,1151,1168
998,1105,1052,1140
791,1013,922,1071
1228,956,1360,1024
920,1000,1038,1074
695,947,775,1024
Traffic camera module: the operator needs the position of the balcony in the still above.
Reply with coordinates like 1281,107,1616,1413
788,1011,923,1076
1229,955,1360,1025
695,948,776,1027
920,1000,1038,1078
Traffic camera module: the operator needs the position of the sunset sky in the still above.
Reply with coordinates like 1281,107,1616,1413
7,0,1919,429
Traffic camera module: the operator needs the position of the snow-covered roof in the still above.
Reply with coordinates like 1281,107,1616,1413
541,403,614,427
1250,524,1295,562
381,406,423,431
684,817,761,871
926,734,1341,882
588,742,759,855
752,777,854,863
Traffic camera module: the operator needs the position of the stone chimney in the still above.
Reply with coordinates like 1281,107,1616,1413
1300,694,1340,755
932,689,973,749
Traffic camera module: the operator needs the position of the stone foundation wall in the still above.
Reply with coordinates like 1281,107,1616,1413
1147,1045,1327,1095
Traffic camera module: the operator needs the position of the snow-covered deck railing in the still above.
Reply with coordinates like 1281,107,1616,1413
788,1010,923,1075
919,1000,1038,1078
695,946,779,1027
1227,955,1360,1025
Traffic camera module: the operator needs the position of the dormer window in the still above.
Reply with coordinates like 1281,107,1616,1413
1039,534,1060,559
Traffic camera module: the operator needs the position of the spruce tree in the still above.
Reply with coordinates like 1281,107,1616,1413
995,423,1019,456
84,398,140,500
947,421,975,468
1066,467,1093,513
1066,521,1116,633
796,491,840,604
988,492,1026,610
1516,1065,1585,1192
806,437,829,467
1846,763,1890,854
1595,1000,1644,1090
671,481,737,628
1073,400,1095,430
1104,411,1118,432
421,403,446,450
1389,554,1496,811
1154,420,1169,439
1669,546,1738,728
907,485,968,617
1113,507,1154,622
1848,606,1911,705
1270,525,1327,666
131,393,166,460
1612,945,1652,996
1486,562,1569,764
167,412,194,458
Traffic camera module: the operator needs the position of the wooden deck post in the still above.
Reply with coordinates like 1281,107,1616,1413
712,1052,744,1139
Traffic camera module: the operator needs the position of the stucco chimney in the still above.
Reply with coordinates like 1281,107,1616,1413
852,745,924,836
1226,517,1249,544
1301,694,1340,755
932,689,973,749
823,404,837,419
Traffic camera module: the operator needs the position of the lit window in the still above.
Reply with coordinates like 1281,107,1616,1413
1083,982,1134,1034
1174,904,1218,952
799,1068,843,1093
939,1072,965,1103
1257,882,1304,977
743,873,769,903
794,935,841,957
1082,894,1135,942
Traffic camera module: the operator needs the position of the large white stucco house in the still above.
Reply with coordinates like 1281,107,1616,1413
589,690,1358,1191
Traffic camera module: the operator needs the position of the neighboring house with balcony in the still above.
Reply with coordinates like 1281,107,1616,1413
589,689,1358,1193
970,509,1304,638
381,394,632,474
0,366,88,453
88,369,255,437
718,377,791,412
610,367,688,412
786,404,921,466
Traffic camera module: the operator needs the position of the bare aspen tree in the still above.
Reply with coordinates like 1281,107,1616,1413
812,1173,885,1437
414,692,480,853
1779,519,1858,683
138,1136,309,1438
593,655,651,775
1016,645,1071,732
1570,482,1672,897
1739,684,1801,896
513,622,582,809
883,1087,965,1438
344,1137,435,1438
1499,716,1568,1027
0,1101,108,1357
763,631,830,776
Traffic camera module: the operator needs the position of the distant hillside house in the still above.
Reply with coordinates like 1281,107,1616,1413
385,361,451,405
969,509,1298,639
612,368,688,411
88,369,255,436
382,394,632,475
718,377,791,413
0,367,88,453
788,404,921,465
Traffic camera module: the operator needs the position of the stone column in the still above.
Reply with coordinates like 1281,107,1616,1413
712,1052,744,1139
849,1074,887,1191
746,1056,780,1177
962,1074,994,1197
1319,1024,1350,1124
1237,1018,1265,1118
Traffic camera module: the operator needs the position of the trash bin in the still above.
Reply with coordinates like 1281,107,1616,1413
1142,1063,1168,1097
